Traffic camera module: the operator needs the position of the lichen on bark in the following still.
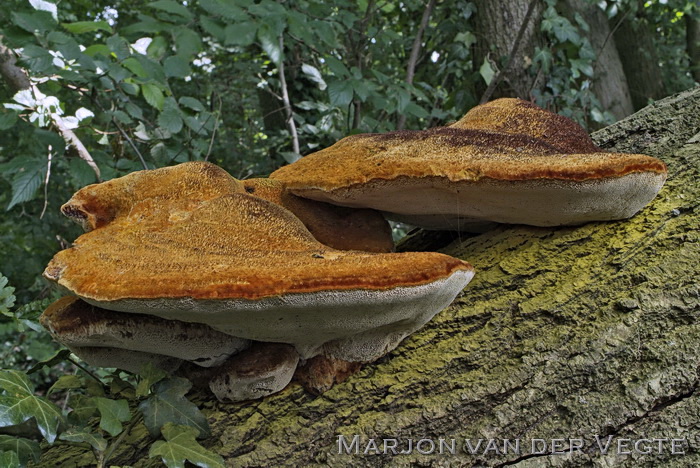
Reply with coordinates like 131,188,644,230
37,88,700,467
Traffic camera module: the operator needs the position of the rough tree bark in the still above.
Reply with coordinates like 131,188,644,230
472,0,545,100
38,87,700,467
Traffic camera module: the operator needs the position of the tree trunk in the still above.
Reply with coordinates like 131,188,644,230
38,87,700,467
564,0,634,120
687,9,700,83
472,0,545,99
612,8,667,110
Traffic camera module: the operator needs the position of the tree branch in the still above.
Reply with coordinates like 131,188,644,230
0,37,101,181
277,34,300,156
397,0,437,130
0,36,30,93
479,0,539,104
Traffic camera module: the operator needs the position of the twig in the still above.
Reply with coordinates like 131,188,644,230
40,145,53,219
112,118,149,170
397,0,437,130
479,0,540,104
277,34,300,156
204,96,222,162
52,110,102,181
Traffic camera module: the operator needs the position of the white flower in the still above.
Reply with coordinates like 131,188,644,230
48,50,65,69
75,108,95,121
131,38,152,55
29,0,58,21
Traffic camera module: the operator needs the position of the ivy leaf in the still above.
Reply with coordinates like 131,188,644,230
0,275,16,315
48,375,83,395
138,377,210,438
62,21,112,34
479,57,495,86
0,450,20,468
142,83,165,111
136,363,168,398
59,428,108,452
26,349,71,375
65,394,98,427
0,435,40,465
95,397,131,437
149,423,224,468
0,370,63,443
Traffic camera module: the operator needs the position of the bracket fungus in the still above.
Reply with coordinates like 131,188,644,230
271,98,668,230
42,163,475,400
41,296,249,367
241,178,393,252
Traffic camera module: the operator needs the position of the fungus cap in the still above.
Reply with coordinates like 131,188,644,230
61,161,242,231
207,343,299,402
40,296,250,367
44,189,474,361
242,178,393,252
270,98,667,230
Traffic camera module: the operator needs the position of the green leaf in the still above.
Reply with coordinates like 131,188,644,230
224,22,257,47
48,375,83,395
0,370,63,443
147,36,168,60
0,435,41,465
174,27,202,59
7,159,45,211
324,55,349,77
301,63,326,90
479,57,495,85
0,112,18,131
65,394,98,426
142,83,165,111
59,428,108,452
106,35,131,60
164,56,191,78
0,450,20,468
138,377,210,438
327,80,354,108
95,397,131,437
62,21,112,34
136,363,168,397
257,25,282,65
123,57,148,78
200,0,246,19
158,99,184,134
149,423,224,468
0,276,16,315
26,349,71,375
149,0,194,20
83,44,111,58
199,16,225,41
178,97,205,112
11,11,56,34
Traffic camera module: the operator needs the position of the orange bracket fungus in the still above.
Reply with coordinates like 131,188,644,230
271,98,668,231
42,162,475,401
